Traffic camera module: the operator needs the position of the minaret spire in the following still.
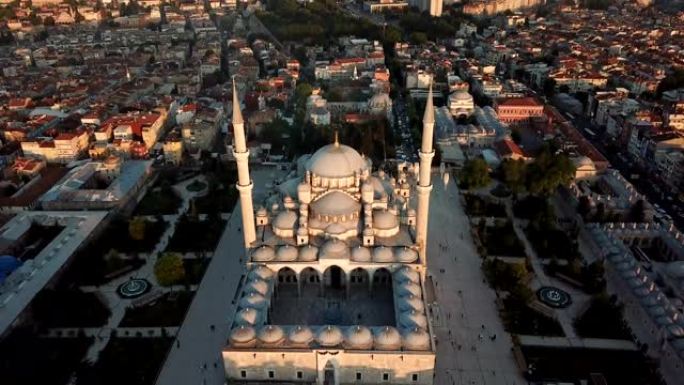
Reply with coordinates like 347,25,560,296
333,130,339,147
232,78,256,249
415,79,435,267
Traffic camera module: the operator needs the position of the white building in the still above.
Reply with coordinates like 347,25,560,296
447,90,475,118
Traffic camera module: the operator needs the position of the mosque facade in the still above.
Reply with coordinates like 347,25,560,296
222,81,437,385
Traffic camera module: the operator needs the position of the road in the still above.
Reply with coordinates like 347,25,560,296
428,174,525,385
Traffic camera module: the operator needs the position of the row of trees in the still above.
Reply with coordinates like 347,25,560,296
500,148,576,196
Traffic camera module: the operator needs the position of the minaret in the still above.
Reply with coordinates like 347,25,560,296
232,80,256,248
416,83,435,266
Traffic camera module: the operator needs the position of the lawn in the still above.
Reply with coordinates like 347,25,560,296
167,215,226,252
96,217,168,254
0,327,92,385
183,258,210,285
135,185,182,215
64,249,146,286
526,226,579,261
75,338,173,385
463,193,507,217
574,296,632,340
477,221,526,257
120,292,194,327
521,346,664,385
501,298,565,337
32,289,111,328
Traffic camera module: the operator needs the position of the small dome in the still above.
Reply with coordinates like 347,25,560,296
573,156,595,169
276,245,298,262
351,246,372,262
345,325,373,350
317,325,344,347
273,211,297,230
398,281,422,297
288,325,314,346
373,210,399,230
251,246,275,262
373,246,394,263
258,325,285,345
400,310,428,329
398,294,425,312
394,267,419,283
403,327,431,351
235,307,260,326
298,245,318,262
666,261,684,279
321,239,350,259
240,292,268,309
249,265,274,280
256,207,268,216
374,326,402,350
230,325,256,345
245,279,269,296
395,247,418,263
450,90,472,101
368,92,392,110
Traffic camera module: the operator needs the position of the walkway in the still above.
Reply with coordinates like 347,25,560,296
517,335,638,351
429,174,525,385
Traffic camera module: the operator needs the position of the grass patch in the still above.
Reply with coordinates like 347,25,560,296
476,220,525,257
167,215,226,252
0,327,92,385
183,258,210,285
501,298,565,336
120,292,194,327
463,193,506,217
574,295,632,340
32,289,111,328
526,226,579,261
75,338,173,385
135,185,181,215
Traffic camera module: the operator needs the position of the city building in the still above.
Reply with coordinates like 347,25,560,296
222,83,437,384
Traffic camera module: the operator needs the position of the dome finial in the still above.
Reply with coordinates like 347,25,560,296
333,130,339,147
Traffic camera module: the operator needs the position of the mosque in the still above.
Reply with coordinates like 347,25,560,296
222,81,437,385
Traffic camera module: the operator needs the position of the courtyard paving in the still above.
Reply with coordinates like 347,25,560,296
428,174,526,385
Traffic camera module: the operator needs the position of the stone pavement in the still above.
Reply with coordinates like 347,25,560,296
428,174,525,385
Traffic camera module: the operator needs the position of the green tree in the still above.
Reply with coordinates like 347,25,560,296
154,253,185,286
500,159,526,194
43,15,55,26
577,195,592,219
543,78,556,98
460,158,491,189
128,217,146,241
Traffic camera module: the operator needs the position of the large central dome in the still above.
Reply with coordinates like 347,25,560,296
306,142,368,178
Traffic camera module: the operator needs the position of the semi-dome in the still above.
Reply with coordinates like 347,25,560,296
240,292,268,309
400,310,428,329
288,325,314,346
273,210,297,230
373,246,394,263
402,327,431,351
321,239,350,259
398,281,422,297
235,307,260,326
374,326,402,350
249,265,275,280
258,325,285,345
276,245,298,262
398,294,425,312
311,191,361,218
251,246,275,262
373,210,399,230
230,325,256,346
351,246,372,262
298,245,318,262
345,325,373,350
245,279,269,296
394,267,419,283
306,143,368,178
317,325,344,347
395,247,418,263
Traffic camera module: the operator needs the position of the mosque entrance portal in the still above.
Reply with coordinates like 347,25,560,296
329,266,342,289
323,362,336,385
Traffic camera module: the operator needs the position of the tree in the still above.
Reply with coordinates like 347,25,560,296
500,159,526,194
154,253,185,286
577,195,592,219
460,158,490,190
43,15,55,26
525,148,576,196
558,84,570,94
543,78,556,98
128,217,146,241
629,199,646,223
409,31,427,45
